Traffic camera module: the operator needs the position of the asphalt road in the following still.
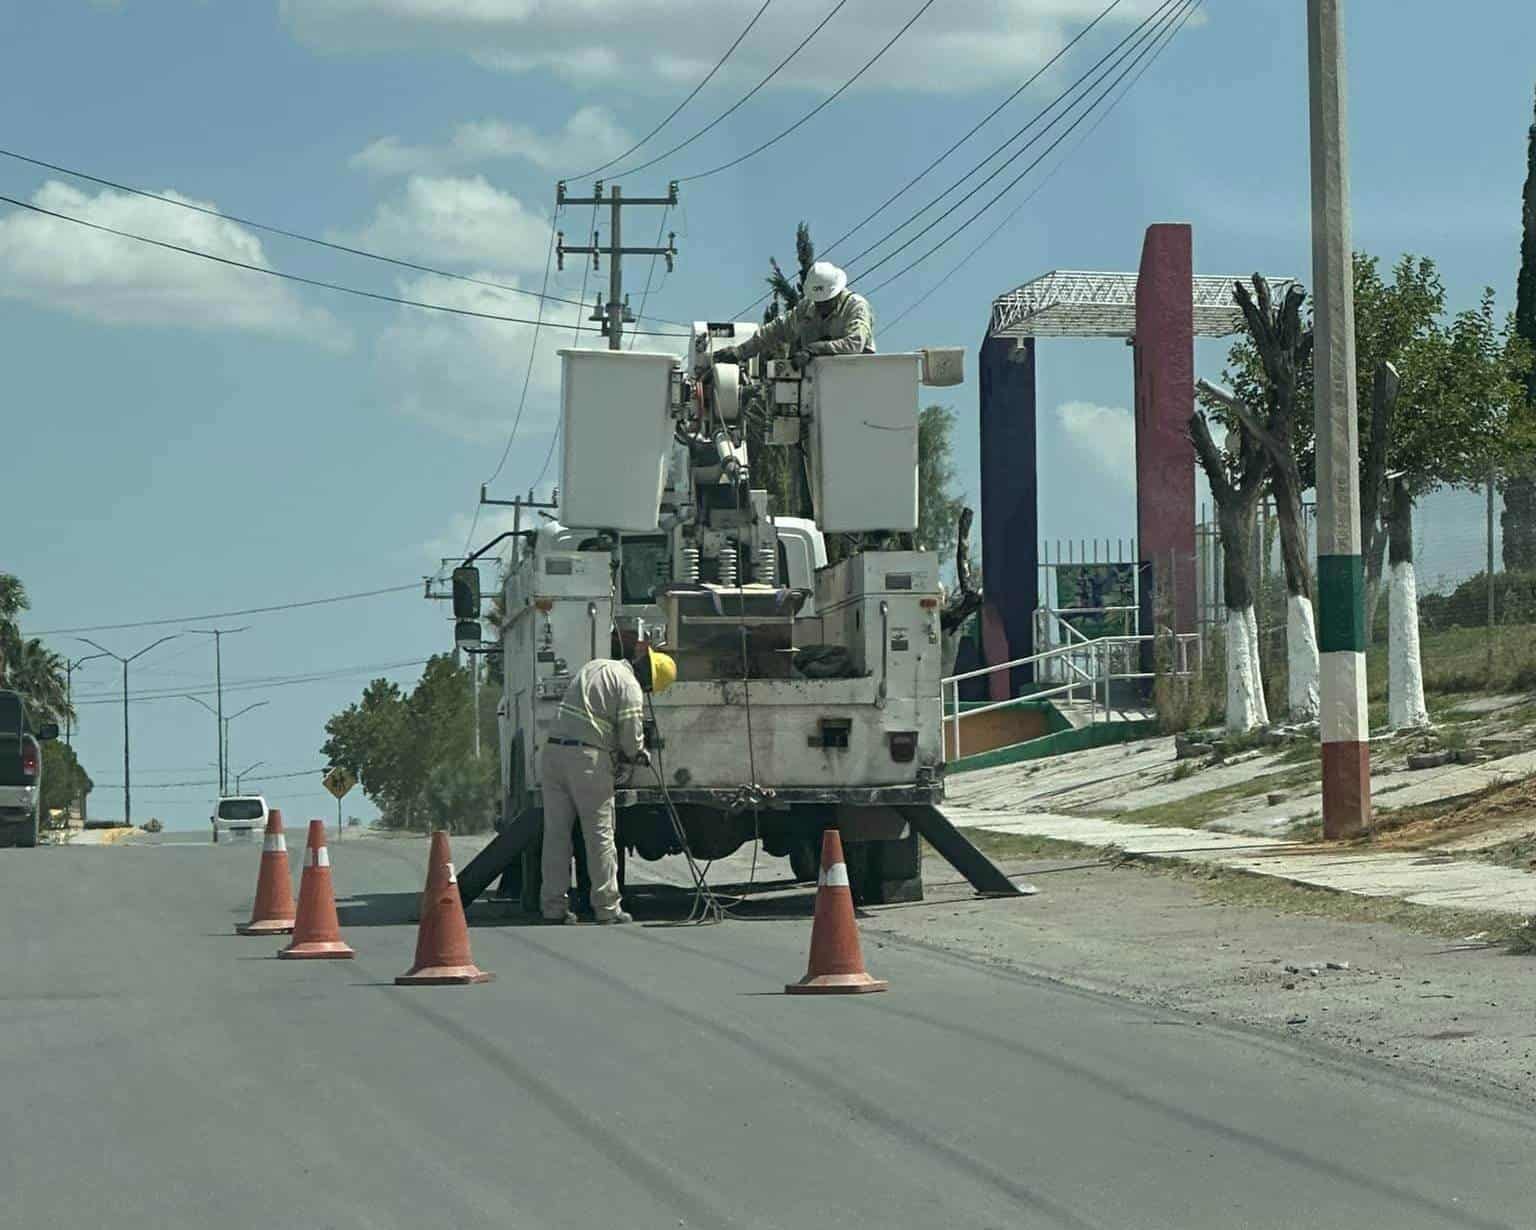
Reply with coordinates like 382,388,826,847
2,833,1531,1230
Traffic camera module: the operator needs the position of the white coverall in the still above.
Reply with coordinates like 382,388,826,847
539,658,645,921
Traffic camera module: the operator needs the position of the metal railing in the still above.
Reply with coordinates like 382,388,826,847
941,630,1202,761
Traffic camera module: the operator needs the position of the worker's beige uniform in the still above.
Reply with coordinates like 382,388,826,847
735,290,876,359
540,659,645,921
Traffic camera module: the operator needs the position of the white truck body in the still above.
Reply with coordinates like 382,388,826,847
483,328,959,903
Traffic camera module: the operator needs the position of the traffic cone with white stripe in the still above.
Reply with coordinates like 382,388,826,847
236,807,296,935
396,831,493,986
278,820,355,960
785,829,888,995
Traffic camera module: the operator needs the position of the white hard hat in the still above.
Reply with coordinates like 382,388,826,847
804,261,848,303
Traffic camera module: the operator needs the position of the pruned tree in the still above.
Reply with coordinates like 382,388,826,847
750,222,818,517
1190,379,1271,732
1198,275,1318,721
939,507,983,677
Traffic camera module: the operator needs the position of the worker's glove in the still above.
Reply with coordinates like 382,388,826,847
631,749,653,768
713,345,739,364
791,348,813,371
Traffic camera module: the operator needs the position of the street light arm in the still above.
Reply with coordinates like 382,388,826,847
181,694,219,717
126,634,180,664
75,637,122,662
226,700,270,722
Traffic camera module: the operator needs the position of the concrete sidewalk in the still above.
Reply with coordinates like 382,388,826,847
946,806,1536,916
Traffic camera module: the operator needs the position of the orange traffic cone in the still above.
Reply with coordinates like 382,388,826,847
397,831,493,986
236,807,296,935
785,829,888,995
278,820,355,960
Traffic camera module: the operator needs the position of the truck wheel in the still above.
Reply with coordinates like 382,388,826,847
788,836,820,883
16,810,38,849
848,831,924,905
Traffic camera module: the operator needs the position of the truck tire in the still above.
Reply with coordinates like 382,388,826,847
788,836,820,883
16,809,39,849
848,830,924,905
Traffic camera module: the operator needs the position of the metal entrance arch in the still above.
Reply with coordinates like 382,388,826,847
976,223,1291,698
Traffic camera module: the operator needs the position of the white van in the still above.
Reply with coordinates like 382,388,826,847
211,795,269,843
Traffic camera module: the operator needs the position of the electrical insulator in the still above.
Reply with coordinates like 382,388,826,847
757,543,777,586
717,548,738,588
680,546,701,583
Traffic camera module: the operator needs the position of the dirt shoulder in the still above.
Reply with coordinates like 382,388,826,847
860,843,1536,1104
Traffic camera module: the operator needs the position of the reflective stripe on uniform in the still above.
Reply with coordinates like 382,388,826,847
818,862,850,888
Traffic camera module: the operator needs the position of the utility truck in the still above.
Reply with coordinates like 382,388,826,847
455,323,1018,909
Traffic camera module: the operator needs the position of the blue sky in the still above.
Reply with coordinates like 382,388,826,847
3,0,1533,827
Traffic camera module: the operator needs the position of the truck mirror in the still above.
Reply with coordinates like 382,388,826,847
36,721,59,741
455,620,483,651
452,564,481,619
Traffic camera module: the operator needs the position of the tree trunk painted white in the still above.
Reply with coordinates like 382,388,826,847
1286,593,1321,722
1388,560,1430,729
1225,605,1266,732
1245,604,1269,726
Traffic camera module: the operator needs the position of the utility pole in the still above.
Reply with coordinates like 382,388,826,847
1308,0,1370,838
189,626,248,794
557,180,678,350
76,634,179,827
1487,467,1497,680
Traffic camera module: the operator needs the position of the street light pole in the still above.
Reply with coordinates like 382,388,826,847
234,761,266,793
189,627,248,795
223,701,268,786
77,634,179,828
1308,0,1370,837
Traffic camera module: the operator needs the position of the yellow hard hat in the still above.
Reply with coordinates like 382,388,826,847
647,647,677,694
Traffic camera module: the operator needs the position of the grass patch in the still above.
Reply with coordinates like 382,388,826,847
1366,621,1536,700
960,829,1115,864
1111,764,1321,830
1175,860,1531,947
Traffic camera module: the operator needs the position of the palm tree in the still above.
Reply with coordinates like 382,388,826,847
10,638,72,726
763,221,815,322
0,572,27,686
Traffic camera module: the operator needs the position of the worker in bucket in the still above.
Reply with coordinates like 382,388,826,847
713,260,873,369
540,642,677,925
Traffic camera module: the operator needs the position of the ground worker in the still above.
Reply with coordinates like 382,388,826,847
713,260,873,368
540,643,677,924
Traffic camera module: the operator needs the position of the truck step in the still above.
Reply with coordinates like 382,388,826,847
897,805,1025,897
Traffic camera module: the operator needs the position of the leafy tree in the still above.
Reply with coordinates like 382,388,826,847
748,221,818,519
40,740,92,819
321,654,496,833
916,405,965,563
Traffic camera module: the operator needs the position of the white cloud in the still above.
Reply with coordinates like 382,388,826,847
0,181,346,345
352,107,630,176
340,175,551,271
1056,400,1134,486
281,0,1167,94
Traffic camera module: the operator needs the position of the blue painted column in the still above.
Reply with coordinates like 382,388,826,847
978,333,1038,698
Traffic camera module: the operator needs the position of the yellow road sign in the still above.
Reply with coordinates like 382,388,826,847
323,766,356,800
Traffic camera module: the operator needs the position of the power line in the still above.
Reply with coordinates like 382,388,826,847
0,193,692,337
465,210,563,555
630,206,672,351
857,0,1193,295
566,0,775,181
95,766,324,789
0,147,687,327
610,0,852,179
73,658,432,706
34,583,421,636
842,0,1181,277
881,0,1197,336
678,0,937,183
821,0,1125,257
